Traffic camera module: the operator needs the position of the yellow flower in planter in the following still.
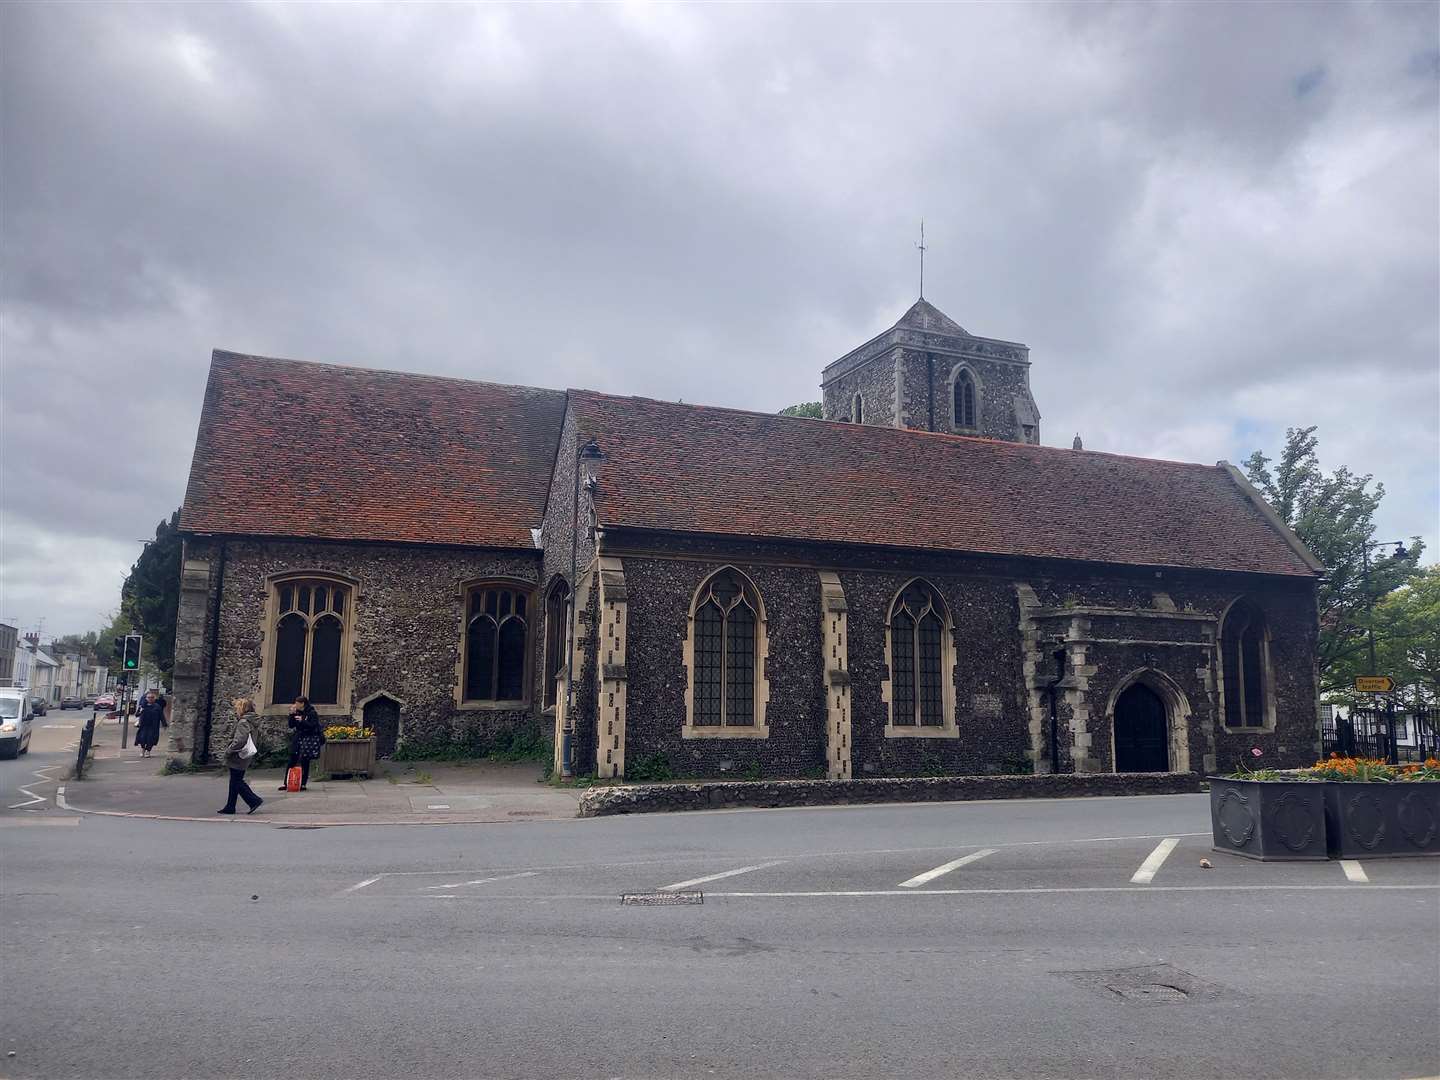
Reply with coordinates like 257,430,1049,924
324,725,369,740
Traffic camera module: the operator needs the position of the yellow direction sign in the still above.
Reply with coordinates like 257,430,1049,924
1354,676,1394,693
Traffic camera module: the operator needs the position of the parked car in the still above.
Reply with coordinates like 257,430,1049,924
29,696,47,717
0,689,34,758
59,696,86,710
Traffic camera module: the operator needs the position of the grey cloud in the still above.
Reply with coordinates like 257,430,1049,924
1,0,1435,636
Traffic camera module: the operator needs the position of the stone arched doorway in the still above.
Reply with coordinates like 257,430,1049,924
1114,684,1169,772
360,693,403,759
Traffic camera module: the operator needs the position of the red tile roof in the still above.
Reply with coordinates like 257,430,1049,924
180,351,567,549
570,391,1320,578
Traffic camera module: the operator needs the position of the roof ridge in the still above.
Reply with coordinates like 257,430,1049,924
570,388,1224,471
211,349,567,399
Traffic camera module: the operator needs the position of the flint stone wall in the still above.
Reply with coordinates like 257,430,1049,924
578,771,1202,817
175,536,544,763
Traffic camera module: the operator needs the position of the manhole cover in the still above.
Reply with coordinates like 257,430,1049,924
621,891,704,906
1055,963,1225,1006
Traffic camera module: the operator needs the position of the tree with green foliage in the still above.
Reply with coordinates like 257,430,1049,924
1244,426,1424,693
1329,566,1440,711
780,402,823,419
120,509,183,676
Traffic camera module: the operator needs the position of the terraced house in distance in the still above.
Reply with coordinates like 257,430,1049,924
170,298,1324,781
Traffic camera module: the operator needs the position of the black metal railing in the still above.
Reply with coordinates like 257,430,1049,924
1322,706,1440,763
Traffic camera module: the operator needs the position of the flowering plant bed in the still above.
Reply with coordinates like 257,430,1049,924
319,728,375,779
1209,756,1440,861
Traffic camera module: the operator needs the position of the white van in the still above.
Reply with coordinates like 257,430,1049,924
0,689,34,758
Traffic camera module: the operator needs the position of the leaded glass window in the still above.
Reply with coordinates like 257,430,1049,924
953,370,977,429
543,580,571,709
1221,600,1267,728
465,584,531,702
889,581,949,727
270,579,350,706
692,570,759,727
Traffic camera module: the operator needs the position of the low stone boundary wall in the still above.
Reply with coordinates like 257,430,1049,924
577,771,1201,817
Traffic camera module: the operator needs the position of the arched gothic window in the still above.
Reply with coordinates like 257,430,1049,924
543,579,570,709
952,369,977,430
464,583,531,703
885,580,955,733
270,578,351,707
853,393,864,425
684,568,769,736
1220,599,1269,728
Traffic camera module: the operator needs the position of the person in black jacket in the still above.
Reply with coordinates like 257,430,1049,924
134,689,169,757
280,696,324,791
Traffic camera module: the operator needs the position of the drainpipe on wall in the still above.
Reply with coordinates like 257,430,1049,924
1047,644,1068,774
201,540,227,764
563,438,605,778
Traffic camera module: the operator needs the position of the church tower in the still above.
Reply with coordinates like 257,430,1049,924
820,299,1041,444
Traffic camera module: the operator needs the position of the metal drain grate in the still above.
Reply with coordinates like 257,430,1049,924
621,891,704,906
1055,963,1225,1006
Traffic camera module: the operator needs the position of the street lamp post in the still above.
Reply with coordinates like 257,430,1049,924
1358,539,1409,764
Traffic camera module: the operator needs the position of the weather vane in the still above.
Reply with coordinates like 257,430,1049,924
915,219,927,299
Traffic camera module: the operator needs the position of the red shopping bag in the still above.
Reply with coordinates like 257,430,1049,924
286,766,303,793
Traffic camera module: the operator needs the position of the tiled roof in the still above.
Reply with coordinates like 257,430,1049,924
569,392,1320,578
180,351,567,549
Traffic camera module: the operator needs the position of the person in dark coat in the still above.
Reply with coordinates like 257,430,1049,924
218,698,263,815
280,696,324,791
134,689,169,757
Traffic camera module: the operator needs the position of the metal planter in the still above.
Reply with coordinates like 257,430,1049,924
1323,782,1440,859
1208,777,1327,861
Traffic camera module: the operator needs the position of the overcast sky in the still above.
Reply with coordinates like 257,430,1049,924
2,1,1436,639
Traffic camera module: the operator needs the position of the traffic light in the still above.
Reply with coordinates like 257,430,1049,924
122,634,142,671
113,636,125,662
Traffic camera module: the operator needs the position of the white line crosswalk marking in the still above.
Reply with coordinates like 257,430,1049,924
1340,860,1369,883
898,848,997,888
659,861,786,891
1130,838,1179,884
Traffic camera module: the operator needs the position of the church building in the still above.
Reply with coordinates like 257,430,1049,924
169,299,1323,779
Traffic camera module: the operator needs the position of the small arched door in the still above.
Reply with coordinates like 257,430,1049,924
363,695,402,759
1114,684,1169,773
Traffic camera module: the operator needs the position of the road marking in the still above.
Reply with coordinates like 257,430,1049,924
426,804,451,810
349,883,1439,902
342,876,384,894
1340,860,1370,883
41,724,75,729
899,848,997,888
426,871,540,891
660,861,786,891
1130,838,1180,885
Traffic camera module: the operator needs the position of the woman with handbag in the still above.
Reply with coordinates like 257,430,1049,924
218,697,263,815
280,696,324,792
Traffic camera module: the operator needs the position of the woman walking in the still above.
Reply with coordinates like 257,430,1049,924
281,696,324,791
218,697,263,815
134,689,169,757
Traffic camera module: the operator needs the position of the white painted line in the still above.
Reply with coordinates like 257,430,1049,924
342,876,384,894
899,848,997,888
1130,838,1180,885
425,871,540,891
1340,860,1370,883
426,804,451,810
659,860,787,891
56,785,69,810
41,725,75,729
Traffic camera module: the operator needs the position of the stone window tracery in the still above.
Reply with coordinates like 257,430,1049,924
265,575,354,710
883,579,958,737
853,393,864,425
1220,599,1271,729
684,568,769,738
952,367,978,431
542,579,570,710
463,583,531,704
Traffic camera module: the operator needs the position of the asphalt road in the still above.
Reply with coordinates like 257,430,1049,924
1,780,1436,1080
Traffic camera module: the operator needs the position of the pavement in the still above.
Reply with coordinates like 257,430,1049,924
50,715,581,824
2,771,1437,1079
